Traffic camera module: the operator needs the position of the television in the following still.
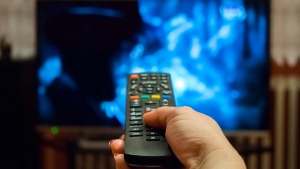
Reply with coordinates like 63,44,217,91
36,0,270,133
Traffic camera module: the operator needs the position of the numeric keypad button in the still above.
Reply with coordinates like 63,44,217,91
146,131,159,136
130,132,143,137
130,116,142,121
146,136,160,141
130,121,143,125
129,127,143,132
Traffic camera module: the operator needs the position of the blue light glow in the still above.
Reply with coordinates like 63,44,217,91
219,0,247,21
220,5,247,21
38,56,62,86
100,0,267,130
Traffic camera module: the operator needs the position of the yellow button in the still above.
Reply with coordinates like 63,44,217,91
151,95,161,99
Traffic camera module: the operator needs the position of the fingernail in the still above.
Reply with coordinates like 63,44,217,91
109,139,115,147
114,153,119,158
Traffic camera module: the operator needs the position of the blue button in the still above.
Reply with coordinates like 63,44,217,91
162,95,171,99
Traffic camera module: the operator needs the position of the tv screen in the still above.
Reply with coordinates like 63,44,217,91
37,0,269,130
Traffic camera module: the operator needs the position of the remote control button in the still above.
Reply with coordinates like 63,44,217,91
145,107,151,112
130,74,139,79
131,99,141,107
144,100,158,105
145,107,154,112
141,76,148,80
129,91,139,95
130,121,143,125
146,88,154,92
160,76,168,80
145,107,156,112
130,125,143,128
129,127,143,132
146,131,159,136
130,95,139,100
144,91,155,94
156,87,161,92
160,83,169,89
141,81,157,85
161,80,168,83
131,84,138,90
160,99,170,106
151,95,161,99
138,87,143,92
151,77,158,80
131,80,138,84
130,116,142,121
140,74,148,77
146,136,160,141
130,108,142,112
144,84,154,88
141,94,150,99
150,74,158,76
162,95,171,99
162,90,172,95
161,74,167,77
130,132,143,137
130,112,142,116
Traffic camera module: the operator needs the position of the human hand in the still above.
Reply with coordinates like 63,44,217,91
109,106,246,169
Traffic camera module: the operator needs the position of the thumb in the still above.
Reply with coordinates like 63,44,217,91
143,106,178,129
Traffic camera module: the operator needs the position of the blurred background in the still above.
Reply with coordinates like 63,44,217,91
0,0,299,169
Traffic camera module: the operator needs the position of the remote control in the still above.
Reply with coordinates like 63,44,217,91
124,73,181,169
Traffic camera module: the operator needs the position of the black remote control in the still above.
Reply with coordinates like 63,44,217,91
124,73,181,169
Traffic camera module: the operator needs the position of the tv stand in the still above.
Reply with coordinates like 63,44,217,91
37,126,123,169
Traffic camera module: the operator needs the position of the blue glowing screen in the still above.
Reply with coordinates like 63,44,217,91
37,0,269,130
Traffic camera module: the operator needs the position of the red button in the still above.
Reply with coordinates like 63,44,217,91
130,74,139,79
130,95,139,100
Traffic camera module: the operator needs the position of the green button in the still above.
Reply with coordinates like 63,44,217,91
141,94,150,99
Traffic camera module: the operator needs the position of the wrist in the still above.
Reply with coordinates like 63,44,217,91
187,147,246,169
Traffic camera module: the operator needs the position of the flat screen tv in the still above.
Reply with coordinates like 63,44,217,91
36,0,270,132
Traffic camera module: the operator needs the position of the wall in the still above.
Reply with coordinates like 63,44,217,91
271,1,300,169
0,0,35,60
271,0,300,67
